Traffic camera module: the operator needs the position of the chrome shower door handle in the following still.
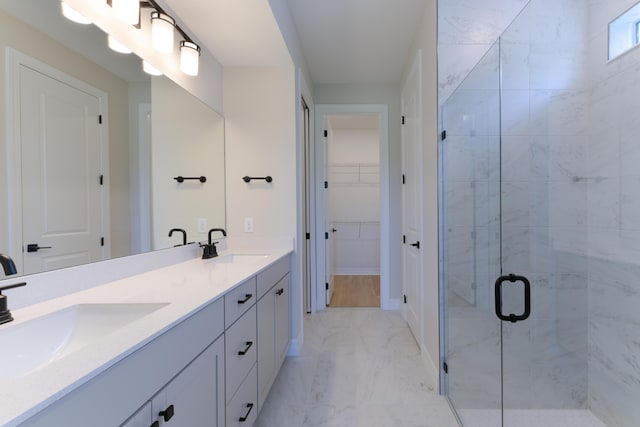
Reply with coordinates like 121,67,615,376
494,274,531,323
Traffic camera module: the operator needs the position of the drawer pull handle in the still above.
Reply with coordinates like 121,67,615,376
239,403,254,422
159,404,175,422
238,293,253,304
276,288,284,296
238,341,254,355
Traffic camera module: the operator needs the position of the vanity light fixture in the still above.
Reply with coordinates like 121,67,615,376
142,60,163,76
108,35,132,54
151,11,175,54
180,41,200,76
61,1,91,25
112,0,140,25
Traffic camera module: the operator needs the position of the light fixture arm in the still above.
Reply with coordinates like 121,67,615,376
140,0,195,44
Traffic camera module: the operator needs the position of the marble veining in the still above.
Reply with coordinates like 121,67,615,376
255,308,459,427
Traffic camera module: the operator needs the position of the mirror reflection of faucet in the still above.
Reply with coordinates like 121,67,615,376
201,228,226,259
0,253,17,276
168,228,187,246
0,253,26,325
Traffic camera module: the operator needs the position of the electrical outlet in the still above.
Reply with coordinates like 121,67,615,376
197,218,207,233
244,217,254,233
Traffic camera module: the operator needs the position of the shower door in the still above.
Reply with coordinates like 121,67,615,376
442,0,591,425
441,41,503,427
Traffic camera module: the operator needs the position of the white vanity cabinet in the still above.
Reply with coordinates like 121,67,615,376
224,278,258,426
20,299,225,427
121,336,225,427
14,253,291,427
256,257,290,411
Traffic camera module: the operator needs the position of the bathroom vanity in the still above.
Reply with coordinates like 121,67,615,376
0,244,292,427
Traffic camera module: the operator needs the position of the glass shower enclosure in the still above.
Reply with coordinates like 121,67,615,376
439,0,640,426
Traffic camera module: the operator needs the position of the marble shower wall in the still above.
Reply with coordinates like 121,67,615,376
438,0,530,105
500,0,590,410
586,1,640,426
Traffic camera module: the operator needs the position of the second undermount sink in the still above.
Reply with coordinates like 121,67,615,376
214,254,269,264
0,303,168,381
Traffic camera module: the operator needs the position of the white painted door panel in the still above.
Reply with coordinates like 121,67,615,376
402,53,423,343
19,65,103,275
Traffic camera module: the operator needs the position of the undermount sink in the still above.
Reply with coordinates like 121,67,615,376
0,303,168,381
214,254,269,264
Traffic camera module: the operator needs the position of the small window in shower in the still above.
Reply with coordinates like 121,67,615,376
609,1,640,60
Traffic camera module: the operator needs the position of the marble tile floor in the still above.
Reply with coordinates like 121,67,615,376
458,409,608,427
254,308,460,427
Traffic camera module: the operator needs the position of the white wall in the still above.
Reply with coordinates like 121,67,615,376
402,0,439,379
151,77,225,249
313,84,402,300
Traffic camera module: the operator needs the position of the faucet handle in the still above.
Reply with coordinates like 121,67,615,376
0,282,27,293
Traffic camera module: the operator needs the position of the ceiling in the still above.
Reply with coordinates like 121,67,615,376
285,0,428,84
163,0,428,85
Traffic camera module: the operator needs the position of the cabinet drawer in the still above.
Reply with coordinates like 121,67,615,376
226,364,258,427
225,305,257,403
225,277,257,327
257,256,289,299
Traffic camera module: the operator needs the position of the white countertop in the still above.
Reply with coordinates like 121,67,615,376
0,246,292,427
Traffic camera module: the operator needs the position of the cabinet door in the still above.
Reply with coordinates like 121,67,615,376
275,274,291,365
257,292,276,410
151,336,225,427
120,402,152,427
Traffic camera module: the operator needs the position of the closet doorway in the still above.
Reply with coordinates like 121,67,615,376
314,104,390,311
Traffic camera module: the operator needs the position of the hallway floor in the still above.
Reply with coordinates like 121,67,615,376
328,276,380,307
254,308,459,427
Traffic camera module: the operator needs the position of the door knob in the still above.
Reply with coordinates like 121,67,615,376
26,244,52,253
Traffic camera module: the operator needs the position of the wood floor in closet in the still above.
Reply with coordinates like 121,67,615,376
328,275,380,307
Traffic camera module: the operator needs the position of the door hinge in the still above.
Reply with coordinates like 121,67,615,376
324,181,328,189
324,130,328,138
443,361,449,374
402,174,406,184
441,130,447,140
99,174,104,185
325,232,329,240
100,237,105,247
98,114,103,124
403,235,406,244
306,232,310,240
403,294,407,304
402,115,405,125
325,283,329,290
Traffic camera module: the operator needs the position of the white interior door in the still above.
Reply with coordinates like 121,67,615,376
19,64,104,275
402,52,423,343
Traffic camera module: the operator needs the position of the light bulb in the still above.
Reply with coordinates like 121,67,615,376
180,41,200,76
108,35,132,54
151,11,175,54
112,0,139,25
61,2,91,25
142,60,162,76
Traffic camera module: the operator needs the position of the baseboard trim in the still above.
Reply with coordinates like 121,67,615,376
287,338,300,357
334,268,380,275
421,343,439,390
382,298,401,310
